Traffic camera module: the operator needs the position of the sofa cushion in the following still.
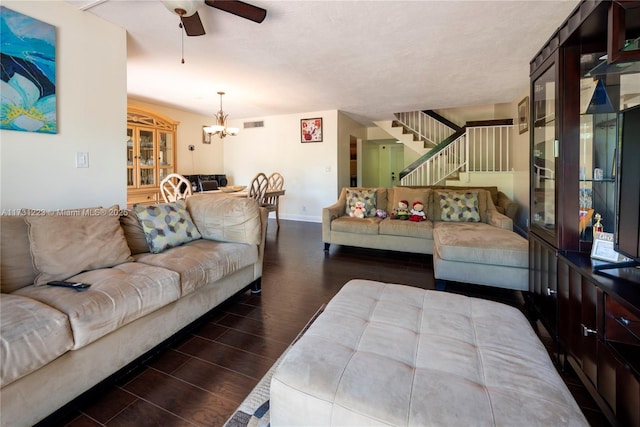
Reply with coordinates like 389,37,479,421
433,222,528,268
0,216,37,293
134,239,258,296
437,191,481,222
187,195,261,245
134,201,202,254
379,218,434,239
331,216,382,235
0,294,74,387
24,207,133,286
345,188,377,217
388,187,431,218
14,262,181,349
119,210,150,255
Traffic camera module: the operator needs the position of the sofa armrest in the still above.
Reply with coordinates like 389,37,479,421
497,192,518,221
322,190,349,243
487,209,513,231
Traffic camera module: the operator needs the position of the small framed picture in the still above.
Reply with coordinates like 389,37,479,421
591,232,625,262
202,126,211,144
518,96,529,134
301,118,322,143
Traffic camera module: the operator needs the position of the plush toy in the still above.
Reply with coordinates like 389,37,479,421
392,200,410,220
376,209,387,219
349,201,366,218
409,201,426,222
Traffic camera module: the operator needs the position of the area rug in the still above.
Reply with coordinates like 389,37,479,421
223,304,326,427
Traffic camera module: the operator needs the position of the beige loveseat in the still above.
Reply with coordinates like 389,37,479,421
0,195,267,427
322,186,528,291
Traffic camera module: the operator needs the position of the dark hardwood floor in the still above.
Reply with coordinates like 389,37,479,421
41,219,609,426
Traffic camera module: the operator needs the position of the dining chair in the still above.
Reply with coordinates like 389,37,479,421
247,173,268,205
159,173,192,203
265,172,285,227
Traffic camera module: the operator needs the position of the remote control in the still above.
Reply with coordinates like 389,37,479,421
47,281,91,291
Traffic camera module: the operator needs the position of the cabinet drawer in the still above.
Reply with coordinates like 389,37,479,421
606,296,640,346
127,189,159,207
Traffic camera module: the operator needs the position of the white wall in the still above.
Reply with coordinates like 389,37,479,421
224,110,339,222
1,1,126,210
128,98,223,176
511,90,531,233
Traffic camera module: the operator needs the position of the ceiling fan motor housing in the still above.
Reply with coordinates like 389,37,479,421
161,0,202,17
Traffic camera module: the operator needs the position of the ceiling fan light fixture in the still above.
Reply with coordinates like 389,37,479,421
204,92,239,139
161,0,202,17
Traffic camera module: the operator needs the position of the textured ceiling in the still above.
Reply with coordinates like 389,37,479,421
69,0,581,125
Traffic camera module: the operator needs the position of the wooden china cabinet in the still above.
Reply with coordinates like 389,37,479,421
126,107,179,207
528,2,640,425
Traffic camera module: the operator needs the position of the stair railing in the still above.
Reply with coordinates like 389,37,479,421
400,132,467,186
400,120,513,186
395,111,457,146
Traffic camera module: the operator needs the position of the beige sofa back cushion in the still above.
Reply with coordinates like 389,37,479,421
119,210,150,255
340,187,388,214
25,207,133,286
387,187,431,218
187,195,261,245
0,217,37,293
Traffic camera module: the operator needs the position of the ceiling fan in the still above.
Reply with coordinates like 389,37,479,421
161,0,266,36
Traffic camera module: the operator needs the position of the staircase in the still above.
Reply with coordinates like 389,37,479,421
387,110,514,186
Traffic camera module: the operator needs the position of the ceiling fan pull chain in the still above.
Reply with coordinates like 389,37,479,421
179,22,185,64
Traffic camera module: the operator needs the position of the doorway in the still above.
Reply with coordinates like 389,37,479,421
378,144,404,187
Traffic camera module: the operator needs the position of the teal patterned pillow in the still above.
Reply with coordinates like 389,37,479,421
345,188,377,217
438,192,481,222
134,200,202,253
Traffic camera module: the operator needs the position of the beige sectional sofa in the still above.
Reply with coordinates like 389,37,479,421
0,195,267,427
322,186,528,291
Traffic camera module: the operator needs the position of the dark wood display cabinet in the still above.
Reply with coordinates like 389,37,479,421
528,2,640,425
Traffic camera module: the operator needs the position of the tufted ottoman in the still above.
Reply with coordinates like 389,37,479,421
270,279,587,426
433,222,529,291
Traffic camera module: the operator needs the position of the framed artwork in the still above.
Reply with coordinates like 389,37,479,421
518,96,529,134
202,126,211,144
591,232,626,263
301,118,322,142
0,7,57,133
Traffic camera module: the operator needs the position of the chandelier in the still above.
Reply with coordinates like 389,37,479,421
204,91,239,139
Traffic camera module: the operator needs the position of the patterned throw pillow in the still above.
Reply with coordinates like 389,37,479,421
438,192,481,222
345,189,377,217
134,201,202,254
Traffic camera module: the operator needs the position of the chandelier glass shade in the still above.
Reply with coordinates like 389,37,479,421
204,92,239,139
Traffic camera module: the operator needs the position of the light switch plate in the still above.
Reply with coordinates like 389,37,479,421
76,152,89,168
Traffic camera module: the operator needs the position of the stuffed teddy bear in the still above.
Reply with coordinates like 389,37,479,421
391,200,410,220
409,201,426,222
349,201,366,218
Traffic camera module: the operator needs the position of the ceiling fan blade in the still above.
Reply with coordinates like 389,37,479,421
181,11,205,36
205,0,267,23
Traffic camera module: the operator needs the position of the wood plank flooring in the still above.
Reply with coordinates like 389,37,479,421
39,219,609,426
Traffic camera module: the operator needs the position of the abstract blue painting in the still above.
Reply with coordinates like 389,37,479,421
1,7,56,134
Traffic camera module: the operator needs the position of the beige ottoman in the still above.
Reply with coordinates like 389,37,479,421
270,279,586,426
433,222,529,291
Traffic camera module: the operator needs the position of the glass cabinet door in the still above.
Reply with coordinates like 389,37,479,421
126,127,134,187
532,64,557,237
158,130,174,182
137,128,155,187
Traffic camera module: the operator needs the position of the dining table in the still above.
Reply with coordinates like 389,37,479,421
201,187,285,199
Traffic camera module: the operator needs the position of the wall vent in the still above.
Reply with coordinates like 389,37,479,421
243,120,264,129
